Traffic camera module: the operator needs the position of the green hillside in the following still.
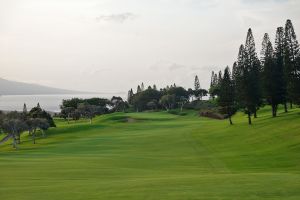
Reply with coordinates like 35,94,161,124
0,107,300,199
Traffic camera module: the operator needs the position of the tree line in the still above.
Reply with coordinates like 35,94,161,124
127,78,208,113
214,19,300,125
59,97,129,123
0,103,55,149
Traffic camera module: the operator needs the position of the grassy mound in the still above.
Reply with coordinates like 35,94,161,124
0,107,299,199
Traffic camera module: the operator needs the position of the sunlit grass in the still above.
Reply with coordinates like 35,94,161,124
0,106,299,199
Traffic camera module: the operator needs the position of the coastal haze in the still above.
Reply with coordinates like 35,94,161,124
0,78,124,112
0,94,124,112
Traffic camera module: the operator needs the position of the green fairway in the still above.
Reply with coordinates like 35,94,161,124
0,107,300,200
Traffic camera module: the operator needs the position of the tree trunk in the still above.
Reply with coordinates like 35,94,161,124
284,103,288,113
229,116,233,125
272,104,277,117
12,136,18,149
17,134,21,144
290,102,293,109
32,130,36,144
254,110,257,118
0,135,13,145
248,113,252,125
41,130,45,137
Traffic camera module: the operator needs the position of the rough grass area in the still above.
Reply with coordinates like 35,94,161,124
0,106,300,200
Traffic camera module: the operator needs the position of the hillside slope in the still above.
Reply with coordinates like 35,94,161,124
0,107,299,199
0,78,87,95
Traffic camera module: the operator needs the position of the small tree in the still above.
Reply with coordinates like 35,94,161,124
29,106,56,127
27,118,49,144
60,107,75,123
111,96,125,112
159,95,175,111
2,119,28,149
147,101,157,111
77,103,101,124
71,109,81,122
194,75,202,100
137,85,142,93
141,82,145,91
178,96,188,112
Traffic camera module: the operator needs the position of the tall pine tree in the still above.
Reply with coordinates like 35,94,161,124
218,66,236,125
194,75,201,100
194,75,200,90
274,27,288,112
284,19,300,107
262,33,285,117
137,85,142,93
245,28,262,119
236,29,262,124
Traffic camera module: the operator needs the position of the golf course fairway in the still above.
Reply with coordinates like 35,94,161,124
0,107,300,200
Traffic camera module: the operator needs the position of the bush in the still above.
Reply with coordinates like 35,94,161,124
199,110,227,120
167,110,188,116
184,100,218,111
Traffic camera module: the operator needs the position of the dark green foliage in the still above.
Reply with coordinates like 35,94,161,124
274,27,288,112
61,98,110,109
137,85,142,93
209,71,220,99
284,19,300,106
1,119,28,148
146,101,158,110
111,96,128,112
184,100,217,111
159,95,176,111
218,66,236,125
167,87,189,101
60,98,110,121
127,88,134,104
234,29,262,124
194,75,200,90
132,88,162,112
167,110,187,116
60,107,75,121
77,103,102,124
261,32,286,117
26,118,49,144
29,106,56,127
130,85,195,112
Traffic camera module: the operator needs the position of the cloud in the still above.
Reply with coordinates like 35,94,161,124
190,65,219,72
95,12,137,23
241,0,289,4
149,61,187,71
169,63,186,71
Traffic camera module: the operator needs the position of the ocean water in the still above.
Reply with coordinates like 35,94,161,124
0,93,125,112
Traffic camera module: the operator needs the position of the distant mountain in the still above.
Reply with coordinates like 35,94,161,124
0,78,89,95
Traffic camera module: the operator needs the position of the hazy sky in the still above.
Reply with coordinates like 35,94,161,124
0,0,299,94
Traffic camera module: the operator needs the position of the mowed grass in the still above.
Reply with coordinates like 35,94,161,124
0,107,300,200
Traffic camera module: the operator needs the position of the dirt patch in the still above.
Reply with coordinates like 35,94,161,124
199,110,226,120
126,118,137,123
